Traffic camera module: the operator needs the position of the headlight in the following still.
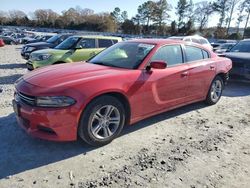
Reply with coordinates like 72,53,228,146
31,54,51,61
36,96,76,107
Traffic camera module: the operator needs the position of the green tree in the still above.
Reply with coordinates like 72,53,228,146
153,0,172,28
121,11,128,22
121,19,136,34
176,0,190,30
170,20,177,35
110,7,121,23
137,1,156,33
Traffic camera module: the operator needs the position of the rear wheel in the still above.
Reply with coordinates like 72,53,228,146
53,61,65,65
205,76,224,105
78,96,125,146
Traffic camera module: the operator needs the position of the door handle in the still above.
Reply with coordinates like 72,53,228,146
210,65,215,70
181,71,189,77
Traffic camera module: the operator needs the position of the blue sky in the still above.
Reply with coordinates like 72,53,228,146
0,0,238,27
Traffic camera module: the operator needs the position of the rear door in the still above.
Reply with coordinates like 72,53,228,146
142,45,189,115
184,45,216,100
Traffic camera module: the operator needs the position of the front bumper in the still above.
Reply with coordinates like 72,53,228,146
13,99,78,141
26,61,34,70
12,83,81,142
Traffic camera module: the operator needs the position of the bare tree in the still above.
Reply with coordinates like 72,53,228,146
227,0,241,34
212,0,231,27
243,0,250,38
34,9,59,26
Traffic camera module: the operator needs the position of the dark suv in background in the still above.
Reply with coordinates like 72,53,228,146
21,34,72,60
222,39,250,81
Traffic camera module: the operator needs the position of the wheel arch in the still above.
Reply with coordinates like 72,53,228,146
53,61,66,65
79,91,131,127
216,72,229,86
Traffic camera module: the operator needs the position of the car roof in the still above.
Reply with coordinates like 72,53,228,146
126,38,186,45
125,39,213,51
72,35,122,40
242,38,250,42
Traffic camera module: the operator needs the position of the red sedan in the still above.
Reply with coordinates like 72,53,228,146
13,39,232,146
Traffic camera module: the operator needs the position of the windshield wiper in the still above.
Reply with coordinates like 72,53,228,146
92,62,121,68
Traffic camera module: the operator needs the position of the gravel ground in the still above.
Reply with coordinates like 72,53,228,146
0,45,250,188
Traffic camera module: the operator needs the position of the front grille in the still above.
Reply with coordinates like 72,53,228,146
16,92,36,106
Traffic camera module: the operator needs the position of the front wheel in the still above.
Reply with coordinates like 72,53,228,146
205,76,224,105
78,96,125,146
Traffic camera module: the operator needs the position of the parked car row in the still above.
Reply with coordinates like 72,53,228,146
21,34,72,60
23,35,122,70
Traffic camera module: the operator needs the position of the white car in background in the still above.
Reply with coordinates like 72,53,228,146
169,35,213,51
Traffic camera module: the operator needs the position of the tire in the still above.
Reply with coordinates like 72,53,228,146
205,76,224,105
78,95,125,146
53,61,65,65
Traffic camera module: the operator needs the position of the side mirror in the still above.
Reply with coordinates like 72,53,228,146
149,60,167,70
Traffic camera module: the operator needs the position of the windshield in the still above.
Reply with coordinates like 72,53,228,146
221,43,235,49
46,35,61,43
55,36,81,50
230,41,250,53
89,42,155,69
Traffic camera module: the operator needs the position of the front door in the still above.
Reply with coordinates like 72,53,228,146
70,38,100,62
141,45,189,116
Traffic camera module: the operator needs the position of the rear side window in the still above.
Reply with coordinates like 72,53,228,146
98,39,113,48
202,50,209,59
151,45,183,66
185,46,204,62
191,38,200,44
184,38,191,42
200,39,208,44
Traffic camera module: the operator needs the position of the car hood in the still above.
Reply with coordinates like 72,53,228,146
25,42,53,48
224,52,250,62
31,48,66,55
22,62,127,88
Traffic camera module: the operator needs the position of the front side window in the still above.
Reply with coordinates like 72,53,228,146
98,39,113,48
89,42,155,69
55,36,81,50
46,35,61,43
185,46,204,62
76,38,96,49
151,45,183,67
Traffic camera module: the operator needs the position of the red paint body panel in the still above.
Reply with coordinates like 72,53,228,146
14,39,232,141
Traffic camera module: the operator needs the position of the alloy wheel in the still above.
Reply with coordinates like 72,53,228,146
210,80,222,102
90,105,120,140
